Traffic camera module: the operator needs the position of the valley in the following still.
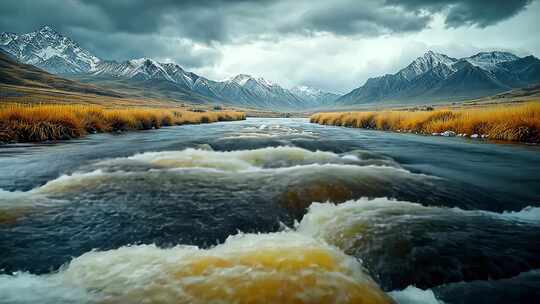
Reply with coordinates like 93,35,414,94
2,26,539,112
1,12,540,304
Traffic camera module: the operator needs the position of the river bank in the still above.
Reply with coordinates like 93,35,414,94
310,101,540,143
0,104,245,143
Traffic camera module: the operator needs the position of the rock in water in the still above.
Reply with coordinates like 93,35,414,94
441,131,456,137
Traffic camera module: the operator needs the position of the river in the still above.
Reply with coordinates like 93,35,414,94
1,118,539,303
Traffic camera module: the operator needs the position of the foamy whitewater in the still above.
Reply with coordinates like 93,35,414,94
0,230,392,303
1,118,539,303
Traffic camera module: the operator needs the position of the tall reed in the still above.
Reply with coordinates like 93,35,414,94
310,102,540,143
0,104,245,143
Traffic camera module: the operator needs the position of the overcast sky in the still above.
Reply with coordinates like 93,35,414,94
1,0,539,93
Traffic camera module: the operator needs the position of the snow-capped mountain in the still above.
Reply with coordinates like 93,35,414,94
92,59,317,109
7,26,535,109
337,50,540,105
223,74,307,108
290,85,340,104
397,50,458,80
94,58,180,83
1,26,339,109
0,26,100,74
463,51,520,71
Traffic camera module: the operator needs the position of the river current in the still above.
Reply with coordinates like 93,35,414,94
0,118,539,303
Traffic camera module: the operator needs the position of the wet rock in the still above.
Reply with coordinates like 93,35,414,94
471,134,479,138
441,131,456,137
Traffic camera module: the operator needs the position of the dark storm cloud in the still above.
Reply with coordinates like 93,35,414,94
77,0,273,42
71,28,222,68
0,0,535,66
385,0,534,28
0,0,104,34
0,0,272,42
297,1,431,36
0,0,273,66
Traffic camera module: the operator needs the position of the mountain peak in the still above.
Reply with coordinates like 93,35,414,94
0,26,101,74
291,85,322,95
398,50,457,80
227,74,277,87
37,25,60,37
39,25,55,32
290,85,340,104
228,74,255,86
421,50,456,64
471,51,517,58
256,77,275,87
465,51,519,71
129,57,155,66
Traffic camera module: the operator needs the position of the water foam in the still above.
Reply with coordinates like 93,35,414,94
0,189,36,208
223,124,319,139
388,286,443,304
122,146,349,171
0,188,64,223
0,232,392,304
0,147,422,215
296,198,426,249
35,169,133,194
296,198,540,250
500,206,540,222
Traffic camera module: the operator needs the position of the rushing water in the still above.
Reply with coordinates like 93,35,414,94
0,118,539,303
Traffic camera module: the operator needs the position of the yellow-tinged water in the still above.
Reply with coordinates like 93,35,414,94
37,232,394,304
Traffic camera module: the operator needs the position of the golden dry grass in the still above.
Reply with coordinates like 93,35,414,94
310,102,540,143
0,104,245,143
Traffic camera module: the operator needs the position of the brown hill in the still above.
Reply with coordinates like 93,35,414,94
0,50,122,98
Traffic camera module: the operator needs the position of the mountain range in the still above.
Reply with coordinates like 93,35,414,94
336,50,540,105
1,26,539,110
0,26,339,110
0,48,120,97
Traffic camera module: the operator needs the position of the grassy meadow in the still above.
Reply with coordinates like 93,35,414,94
0,104,246,143
310,101,540,143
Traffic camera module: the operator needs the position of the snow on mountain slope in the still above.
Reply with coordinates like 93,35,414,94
0,32,17,45
464,51,520,71
93,61,312,109
224,74,317,108
228,74,252,86
337,50,539,105
0,25,334,109
398,51,458,80
0,26,100,74
291,86,340,104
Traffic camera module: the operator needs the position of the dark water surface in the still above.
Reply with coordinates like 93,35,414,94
0,118,539,303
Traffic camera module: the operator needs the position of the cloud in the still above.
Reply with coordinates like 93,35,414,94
293,0,432,36
78,0,262,43
2,0,532,46
71,28,222,68
385,0,534,28
194,33,429,92
0,0,105,34
0,0,538,92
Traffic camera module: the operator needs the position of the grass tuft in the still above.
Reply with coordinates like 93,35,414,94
310,102,540,143
0,104,245,143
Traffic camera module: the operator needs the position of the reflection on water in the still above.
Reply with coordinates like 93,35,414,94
0,118,539,303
